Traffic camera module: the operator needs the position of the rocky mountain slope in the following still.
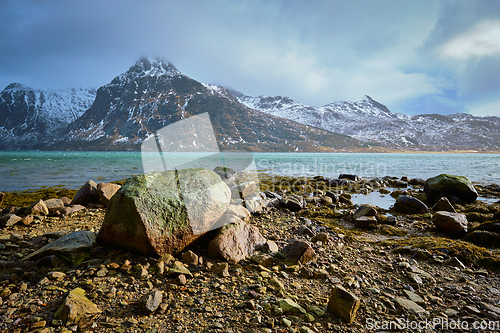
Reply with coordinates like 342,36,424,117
55,57,360,152
0,84,96,149
237,93,500,151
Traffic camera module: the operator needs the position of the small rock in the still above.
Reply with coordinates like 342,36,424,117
354,216,378,228
54,288,102,327
281,240,316,265
138,290,163,315
392,196,428,214
28,199,49,216
393,297,428,315
44,198,65,214
0,214,22,227
181,250,199,265
21,215,34,226
352,205,378,220
432,197,456,213
211,262,230,277
327,285,360,323
47,271,67,281
403,290,424,304
174,274,187,285
279,298,306,314
311,233,329,244
433,211,468,237
71,180,101,206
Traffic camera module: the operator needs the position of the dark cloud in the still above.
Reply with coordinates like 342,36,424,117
0,0,499,116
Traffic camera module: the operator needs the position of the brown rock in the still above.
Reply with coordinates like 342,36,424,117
43,199,65,214
433,211,468,237
211,262,230,277
327,285,360,323
28,199,49,216
354,216,378,228
208,219,266,263
54,288,101,327
96,183,121,207
352,205,378,220
71,180,100,206
21,215,34,226
70,205,85,213
59,196,72,206
432,197,456,213
181,250,198,265
281,240,316,265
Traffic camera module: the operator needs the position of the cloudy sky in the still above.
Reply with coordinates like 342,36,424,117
1,0,500,116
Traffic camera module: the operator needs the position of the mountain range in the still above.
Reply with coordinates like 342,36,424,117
1,57,499,152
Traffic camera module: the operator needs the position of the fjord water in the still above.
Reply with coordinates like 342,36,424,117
0,151,499,192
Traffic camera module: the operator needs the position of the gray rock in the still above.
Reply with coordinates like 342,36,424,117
424,174,478,204
433,211,468,237
22,231,96,264
138,290,163,315
393,297,428,315
97,168,230,256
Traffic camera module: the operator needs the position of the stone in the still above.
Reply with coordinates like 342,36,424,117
444,257,466,269
327,285,360,323
97,169,231,256
213,166,237,183
22,231,96,264
43,199,65,214
71,180,101,206
54,288,101,327
224,204,251,222
60,196,72,206
393,297,428,315
339,174,359,181
208,219,266,263
279,298,306,314
245,199,263,215
432,197,456,213
211,262,230,277
296,225,315,236
181,250,199,265
282,194,305,212
96,183,121,207
269,276,285,291
70,204,86,213
0,192,4,206
0,214,22,227
263,240,279,253
311,233,329,244
354,216,378,228
48,271,67,281
433,211,468,237
21,215,34,226
325,191,339,203
403,290,424,304
238,181,257,198
28,199,49,216
424,174,478,204
138,290,163,315
392,196,428,214
464,230,500,248
281,240,316,265
352,205,378,220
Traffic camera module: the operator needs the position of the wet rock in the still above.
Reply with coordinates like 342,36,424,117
96,183,121,207
325,191,339,203
392,196,428,214
0,214,22,227
424,174,478,204
22,230,96,264
71,180,101,206
28,199,49,216
42,198,65,214
281,240,316,265
433,211,468,237
475,222,500,233
327,285,360,323
409,178,425,186
54,288,102,327
98,168,230,256
464,230,500,248
339,174,359,181
352,205,378,220
208,219,266,263
354,216,378,228
432,197,456,213
138,290,163,315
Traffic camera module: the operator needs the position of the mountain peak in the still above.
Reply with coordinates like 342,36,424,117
112,57,181,85
4,82,30,91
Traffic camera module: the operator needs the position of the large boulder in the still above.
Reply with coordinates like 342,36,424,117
208,219,266,263
424,174,478,204
432,211,468,237
97,168,231,256
71,180,100,206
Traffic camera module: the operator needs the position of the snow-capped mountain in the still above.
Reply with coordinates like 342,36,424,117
55,57,360,151
0,83,96,148
237,94,500,150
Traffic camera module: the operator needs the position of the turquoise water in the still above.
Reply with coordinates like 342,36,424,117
0,151,499,192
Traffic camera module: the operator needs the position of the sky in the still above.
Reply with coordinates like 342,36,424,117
1,0,500,116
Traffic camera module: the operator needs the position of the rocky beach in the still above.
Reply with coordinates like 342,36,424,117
1,169,500,333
